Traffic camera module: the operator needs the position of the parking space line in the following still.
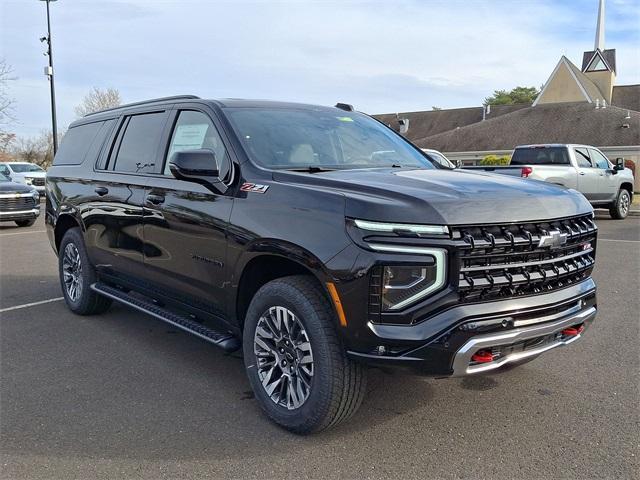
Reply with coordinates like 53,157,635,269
0,230,46,237
598,238,640,244
0,297,64,313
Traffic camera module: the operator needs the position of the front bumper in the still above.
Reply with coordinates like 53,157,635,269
0,208,40,222
347,279,596,377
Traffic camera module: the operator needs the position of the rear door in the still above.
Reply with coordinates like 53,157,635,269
574,147,600,201
142,107,235,319
83,109,169,282
588,148,618,202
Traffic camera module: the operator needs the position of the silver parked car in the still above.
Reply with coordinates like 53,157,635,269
421,148,457,169
463,144,635,219
0,162,46,195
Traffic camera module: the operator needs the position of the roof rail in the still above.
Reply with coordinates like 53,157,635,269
84,95,201,117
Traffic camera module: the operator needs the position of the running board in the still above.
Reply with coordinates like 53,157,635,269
91,283,240,352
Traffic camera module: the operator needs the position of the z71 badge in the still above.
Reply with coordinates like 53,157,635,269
240,182,269,194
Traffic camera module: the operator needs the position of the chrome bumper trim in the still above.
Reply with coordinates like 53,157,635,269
451,306,596,376
0,192,37,198
0,208,40,216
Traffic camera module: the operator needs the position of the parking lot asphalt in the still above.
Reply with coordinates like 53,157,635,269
1,213,638,479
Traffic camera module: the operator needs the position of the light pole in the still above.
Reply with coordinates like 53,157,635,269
39,0,58,154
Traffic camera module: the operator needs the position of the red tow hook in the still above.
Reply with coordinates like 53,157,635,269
471,350,495,363
561,325,585,337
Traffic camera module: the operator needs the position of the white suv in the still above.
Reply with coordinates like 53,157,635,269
0,162,46,194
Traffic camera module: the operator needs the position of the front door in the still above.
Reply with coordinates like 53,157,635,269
588,148,618,202
142,109,235,319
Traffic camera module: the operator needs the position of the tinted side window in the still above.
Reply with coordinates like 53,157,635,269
84,119,116,168
0,165,9,176
589,149,610,169
113,112,166,173
574,148,592,168
53,121,104,166
164,110,230,180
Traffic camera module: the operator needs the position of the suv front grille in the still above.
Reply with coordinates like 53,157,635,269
0,195,36,212
452,214,596,302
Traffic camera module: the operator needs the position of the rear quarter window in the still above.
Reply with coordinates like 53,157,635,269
53,120,114,166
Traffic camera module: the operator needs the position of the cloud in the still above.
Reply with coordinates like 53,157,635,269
2,0,639,137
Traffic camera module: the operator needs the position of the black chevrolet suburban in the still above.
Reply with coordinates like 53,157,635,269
46,96,598,433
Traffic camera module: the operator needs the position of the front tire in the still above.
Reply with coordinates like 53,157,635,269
243,275,366,434
58,227,112,315
609,189,631,219
15,219,36,227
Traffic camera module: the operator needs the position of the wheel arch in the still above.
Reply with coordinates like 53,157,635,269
54,213,83,253
620,182,634,199
233,244,331,330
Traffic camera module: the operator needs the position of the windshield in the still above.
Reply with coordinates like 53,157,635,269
7,163,45,173
226,108,433,170
511,147,570,165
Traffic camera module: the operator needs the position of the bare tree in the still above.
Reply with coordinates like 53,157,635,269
0,58,16,131
13,130,62,169
0,132,16,161
74,87,122,117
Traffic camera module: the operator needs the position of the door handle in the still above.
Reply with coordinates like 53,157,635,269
94,186,109,196
579,172,586,176
145,194,165,205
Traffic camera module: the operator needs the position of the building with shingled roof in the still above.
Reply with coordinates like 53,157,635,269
375,0,639,189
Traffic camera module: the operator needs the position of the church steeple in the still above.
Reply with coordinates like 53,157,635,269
595,0,605,50
580,0,616,102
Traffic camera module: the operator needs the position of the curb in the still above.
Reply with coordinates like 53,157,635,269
629,209,640,217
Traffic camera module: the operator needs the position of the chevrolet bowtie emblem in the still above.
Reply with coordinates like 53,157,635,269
538,230,568,248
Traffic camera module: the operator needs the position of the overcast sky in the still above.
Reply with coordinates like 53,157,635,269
1,0,639,137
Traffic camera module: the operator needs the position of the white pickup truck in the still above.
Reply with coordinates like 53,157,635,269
464,144,635,219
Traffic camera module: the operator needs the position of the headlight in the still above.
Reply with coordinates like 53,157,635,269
370,246,447,311
354,219,448,236
31,190,40,200
25,178,33,185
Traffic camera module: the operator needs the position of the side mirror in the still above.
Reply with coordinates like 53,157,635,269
169,149,227,194
614,157,625,171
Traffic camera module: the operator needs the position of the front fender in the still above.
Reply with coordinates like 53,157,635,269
230,238,332,287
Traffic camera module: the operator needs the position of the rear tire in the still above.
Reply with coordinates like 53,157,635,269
15,219,36,227
243,275,366,434
58,227,112,315
609,189,631,219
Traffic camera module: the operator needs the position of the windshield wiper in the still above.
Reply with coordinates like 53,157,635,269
286,166,336,173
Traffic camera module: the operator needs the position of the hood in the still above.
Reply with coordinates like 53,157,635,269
273,168,592,225
12,171,46,178
0,181,36,194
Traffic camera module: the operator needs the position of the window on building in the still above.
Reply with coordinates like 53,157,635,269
112,112,167,174
587,55,607,72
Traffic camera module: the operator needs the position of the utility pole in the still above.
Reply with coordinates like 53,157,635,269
40,0,58,154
